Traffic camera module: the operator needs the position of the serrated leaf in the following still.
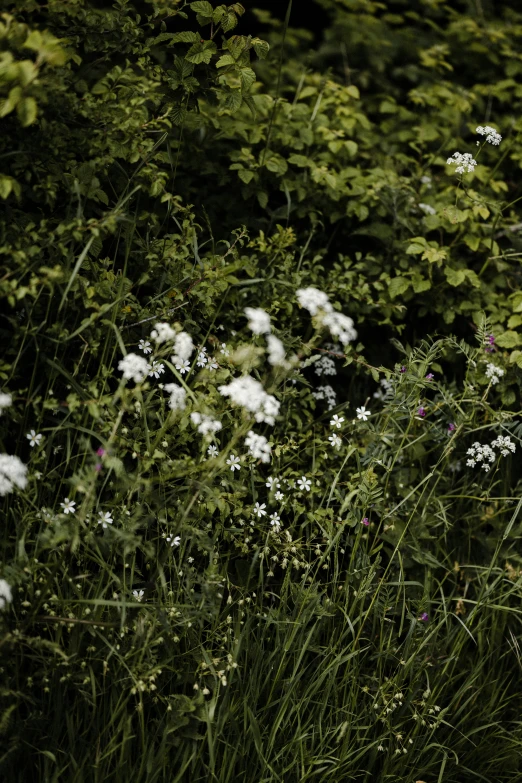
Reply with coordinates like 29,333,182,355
185,40,217,64
221,12,238,33
238,169,254,184
444,267,466,286
388,277,410,299
242,94,257,117
171,105,188,125
252,38,270,59
171,31,200,43
496,331,522,348
239,67,256,91
190,1,213,15
216,54,236,67
220,90,242,113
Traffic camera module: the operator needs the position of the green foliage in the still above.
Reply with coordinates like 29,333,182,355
1,1,522,781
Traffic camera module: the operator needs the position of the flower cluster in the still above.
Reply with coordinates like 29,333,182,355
446,152,477,174
118,353,149,383
296,287,357,346
190,412,222,437
0,392,12,416
0,454,28,496
245,430,271,463
466,442,496,471
312,384,337,410
244,307,271,335
218,376,280,426
419,202,436,216
491,435,516,457
164,383,187,412
172,332,194,366
476,125,502,145
373,378,393,401
0,579,12,610
266,335,287,367
485,363,504,384
150,322,177,344
315,355,337,377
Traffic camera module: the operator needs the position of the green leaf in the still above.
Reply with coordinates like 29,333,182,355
190,1,214,15
185,40,217,64
221,12,238,33
406,236,427,255
444,267,466,287
496,331,522,348
252,38,270,59
288,154,310,167
238,170,254,184
171,31,200,43
16,96,38,127
216,54,236,67
239,67,256,91
388,277,410,299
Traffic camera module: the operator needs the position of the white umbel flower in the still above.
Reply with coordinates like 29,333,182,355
0,579,12,610
267,335,286,367
485,363,504,384
315,355,337,376
118,353,149,383
296,287,332,316
245,307,271,335
150,322,177,344
491,435,516,457
190,412,222,437
321,312,357,346
0,454,28,496
218,376,280,426
172,332,194,365
476,125,502,145
245,430,272,463
0,392,12,416
446,152,477,174
164,383,187,412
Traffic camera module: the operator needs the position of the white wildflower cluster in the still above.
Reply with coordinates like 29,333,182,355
245,430,271,463
266,335,287,367
0,392,12,416
118,353,149,383
150,322,177,344
244,307,271,335
190,412,222,437
419,202,436,216
0,579,12,610
218,376,280,426
491,435,516,457
296,287,357,346
312,384,337,410
314,355,337,377
172,332,194,366
373,378,394,401
466,442,496,471
485,363,504,384
476,125,502,145
164,383,187,412
446,152,477,174
0,454,28,496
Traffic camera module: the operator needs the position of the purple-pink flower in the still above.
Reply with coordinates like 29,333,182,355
417,407,426,418
400,366,407,373
362,517,369,527
96,447,106,457
419,612,429,622
95,463,102,473
448,422,456,432
425,373,434,380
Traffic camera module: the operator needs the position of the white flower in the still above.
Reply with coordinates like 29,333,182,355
296,287,332,316
267,335,287,367
485,363,504,384
0,579,12,610
226,454,241,471
60,498,76,515
0,392,12,416
266,476,281,490
313,384,337,410
244,307,271,335
491,434,516,457
269,513,281,529
207,445,219,458
26,430,43,448
220,343,229,356
207,358,219,371
138,339,152,354
166,534,181,547
466,441,496,471
373,378,393,401
328,434,342,450
330,414,344,429
172,332,194,365
164,383,187,412
0,454,27,497
98,511,113,527
274,490,285,501
321,311,357,346
253,502,267,518
196,352,208,367
446,151,477,174
118,353,149,383
356,406,370,421
150,322,177,344
190,412,222,437
133,589,145,602
315,355,337,376
297,476,312,492
147,361,165,378
175,359,191,374
245,430,272,463
476,125,502,145
419,202,436,215
219,376,280,426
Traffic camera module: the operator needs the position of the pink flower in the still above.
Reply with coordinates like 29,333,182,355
448,422,456,432
362,517,369,527
96,447,106,457
419,612,429,622
425,373,434,380
95,463,102,473
417,407,426,418
400,366,407,373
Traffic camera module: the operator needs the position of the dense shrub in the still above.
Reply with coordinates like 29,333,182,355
1,1,522,780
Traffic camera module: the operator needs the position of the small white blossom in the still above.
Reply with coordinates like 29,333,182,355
491,435,516,457
274,490,285,501
207,445,219,458
321,311,357,346
373,378,393,401
297,476,312,492
328,434,342,450
26,430,43,448
191,412,222,437
296,287,332,316
220,343,230,356
267,335,287,367
330,414,344,429
175,359,191,375
446,151,477,174
172,332,194,365
147,361,165,378
476,125,502,145
485,363,504,384
266,476,281,490
150,322,177,344
245,430,271,463
0,579,12,610
313,385,337,410
207,358,219,371
356,406,370,421
60,498,76,515
98,511,113,527
138,339,152,354
253,502,267,518
244,307,271,335
166,534,181,547
226,454,241,471
118,353,149,383
164,383,187,412
219,376,280,426
133,589,145,602
196,352,208,367
269,513,281,530
315,355,337,376
466,442,496,472
419,202,436,215
0,454,28,497
0,392,13,415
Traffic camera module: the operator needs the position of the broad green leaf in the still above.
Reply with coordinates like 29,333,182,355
252,38,270,59
185,40,217,65
388,276,410,299
216,54,236,67
190,1,213,15
496,331,522,348
171,31,200,43
444,267,466,286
